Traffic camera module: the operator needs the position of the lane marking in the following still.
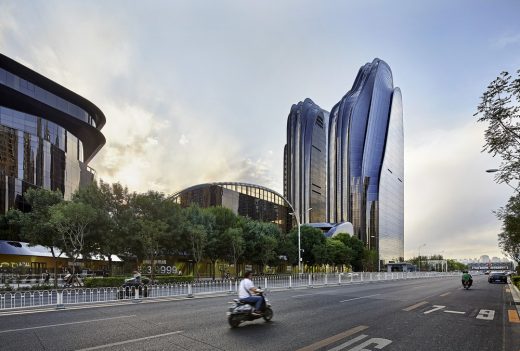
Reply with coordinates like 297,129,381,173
0,315,136,334
508,309,520,323
327,334,368,351
505,288,510,293
75,330,184,351
292,294,314,298
424,305,446,314
444,310,465,314
476,309,495,320
296,325,369,351
340,294,380,303
440,292,450,297
403,301,428,311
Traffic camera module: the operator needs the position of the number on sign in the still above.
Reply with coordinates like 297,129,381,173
347,338,392,351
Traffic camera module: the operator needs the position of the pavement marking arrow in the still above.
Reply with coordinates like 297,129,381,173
444,310,465,314
424,305,446,314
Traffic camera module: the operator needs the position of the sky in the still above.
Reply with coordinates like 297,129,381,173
1,0,519,260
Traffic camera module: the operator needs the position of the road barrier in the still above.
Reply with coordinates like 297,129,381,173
0,271,458,311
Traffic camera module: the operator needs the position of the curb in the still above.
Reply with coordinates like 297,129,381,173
509,280,520,306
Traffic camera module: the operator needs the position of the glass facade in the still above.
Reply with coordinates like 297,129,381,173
284,98,328,224
0,54,105,213
172,182,290,233
327,58,404,263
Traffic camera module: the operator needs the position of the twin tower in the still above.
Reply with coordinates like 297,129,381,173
284,58,404,263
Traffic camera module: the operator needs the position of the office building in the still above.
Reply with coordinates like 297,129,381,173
0,54,105,213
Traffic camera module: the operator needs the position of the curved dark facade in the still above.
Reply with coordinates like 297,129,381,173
284,98,328,224
0,54,105,212
171,182,290,232
328,58,403,263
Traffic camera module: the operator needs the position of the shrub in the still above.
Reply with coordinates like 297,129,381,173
83,277,126,288
512,275,520,289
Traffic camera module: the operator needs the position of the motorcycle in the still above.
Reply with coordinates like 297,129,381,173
462,280,471,290
227,288,273,328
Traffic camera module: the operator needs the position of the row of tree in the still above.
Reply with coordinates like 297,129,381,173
0,181,374,285
476,69,520,267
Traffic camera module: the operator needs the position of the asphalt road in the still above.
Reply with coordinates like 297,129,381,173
0,274,518,350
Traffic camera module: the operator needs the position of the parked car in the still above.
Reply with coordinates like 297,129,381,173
488,271,507,284
117,276,152,299
484,270,490,275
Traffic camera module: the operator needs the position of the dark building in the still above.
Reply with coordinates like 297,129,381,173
284,98,328,224
327,58,404,263
171,182,290,233
0,54,105,213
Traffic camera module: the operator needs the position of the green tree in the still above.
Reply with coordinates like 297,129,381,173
223,227,245,278
362,248,378,272
328,238,353,268
184,204,215,277
475,70,520,185
497,193,520,264
332,233,364,271
447,259,468,272
49,201,97,279
290,225,326,269
205,207,238,279
19,188,64,287
0,209,24,241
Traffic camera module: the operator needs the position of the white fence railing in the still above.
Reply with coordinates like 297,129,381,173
0,271,458,311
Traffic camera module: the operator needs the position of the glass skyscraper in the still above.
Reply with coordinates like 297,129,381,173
0,54,105,213
284,98,328,224
286,58,404,264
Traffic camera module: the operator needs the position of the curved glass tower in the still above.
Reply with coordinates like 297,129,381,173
0,54,105,213
284,98,328,224
328,58,403,263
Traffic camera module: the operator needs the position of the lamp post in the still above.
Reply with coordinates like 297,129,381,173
485,169,519,192
289,207,312,274
418,243,426,271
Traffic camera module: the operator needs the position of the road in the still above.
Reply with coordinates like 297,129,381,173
0,274,518,350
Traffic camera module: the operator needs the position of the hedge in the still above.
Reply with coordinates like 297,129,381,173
83,275,194,288
512,275,520,289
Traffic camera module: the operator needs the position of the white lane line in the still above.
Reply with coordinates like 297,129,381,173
444,310,465,314
292,294,314,298
339,294,380,303
440,292,450,297
403,301,428,311
0,315,136,334
76,330,184,351
424,305,445,314
327,334,368,351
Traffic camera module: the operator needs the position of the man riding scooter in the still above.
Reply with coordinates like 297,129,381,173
461,270,473,289
238,271,263,316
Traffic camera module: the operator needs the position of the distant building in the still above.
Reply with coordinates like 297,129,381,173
0,54,105,213
171,182,290,233
284,98,328,224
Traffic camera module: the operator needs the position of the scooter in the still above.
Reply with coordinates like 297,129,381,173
462,280,472,290
227,288,273,328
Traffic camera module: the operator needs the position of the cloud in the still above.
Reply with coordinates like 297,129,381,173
179,134,189,146
493,33,520,49
404,121,510,259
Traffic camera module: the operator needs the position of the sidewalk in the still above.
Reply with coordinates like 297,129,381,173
508,280,520,316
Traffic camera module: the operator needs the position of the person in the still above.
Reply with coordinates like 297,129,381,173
133,270,141,283
43,270,50,283
238,271,263,315
461,270,473,288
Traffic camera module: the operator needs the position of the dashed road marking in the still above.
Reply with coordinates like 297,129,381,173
440,292,450,297
339,294,380,303
403,301,428,311
75,330,184,351
296,325,369,351
444,310,465,314
508,309,520,323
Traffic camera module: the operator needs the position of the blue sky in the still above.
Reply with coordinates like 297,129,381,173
1,0,519,260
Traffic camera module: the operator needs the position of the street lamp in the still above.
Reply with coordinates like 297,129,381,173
289,207,312,274
418,243,426,271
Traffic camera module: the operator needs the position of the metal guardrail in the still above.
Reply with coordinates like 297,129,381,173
0,271,458,311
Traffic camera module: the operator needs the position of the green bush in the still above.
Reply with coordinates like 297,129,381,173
83,277,125,288
154,275,194,284
512,275,520,289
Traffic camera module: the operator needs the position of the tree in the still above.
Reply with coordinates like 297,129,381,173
205,207,238,279
19,188,64,287
49,201,96,280
362,248,378,272
290,225,326,268
0,209,23,241
184,204,214,277
475,70,520,185
223,227,245,278
332,233,364,271
496,193,520,264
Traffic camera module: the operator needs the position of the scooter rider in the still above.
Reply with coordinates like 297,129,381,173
238,271,263,315
461,270,473,288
